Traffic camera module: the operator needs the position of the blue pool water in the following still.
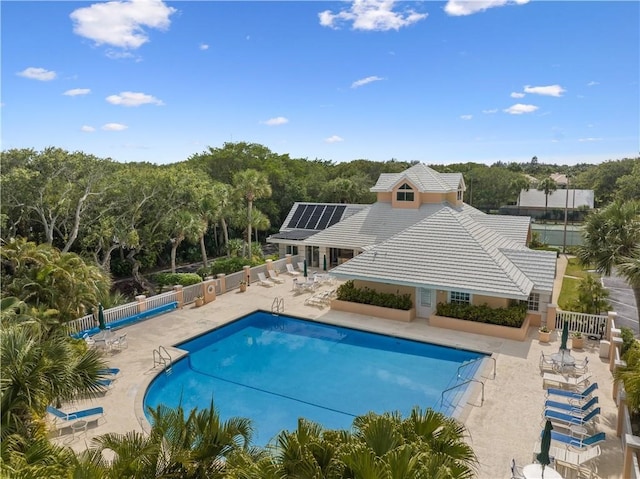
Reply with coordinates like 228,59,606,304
144,311,486,445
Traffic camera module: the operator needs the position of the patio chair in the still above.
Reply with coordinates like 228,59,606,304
542,372,591,389
545,383,598,402
539,352,558,373
569,357,589,376
111,333,128,350
546,430,606,449
257,272,275,287
544,396,599,415
297,261,306,273
543,406,600,429
285,264,301,276
47,405,104,435
267,270,285,284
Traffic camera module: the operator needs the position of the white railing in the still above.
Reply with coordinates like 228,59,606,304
183,283,203,303
145,291,178,309
556,310,608,338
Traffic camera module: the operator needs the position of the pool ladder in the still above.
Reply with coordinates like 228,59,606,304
153,345,172,374
272,296,284,314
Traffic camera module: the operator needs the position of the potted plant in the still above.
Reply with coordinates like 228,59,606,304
195,295,204,307
539,326,551,343
239,280,247,292
572,331,585,349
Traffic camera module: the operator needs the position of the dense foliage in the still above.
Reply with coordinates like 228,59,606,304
435,302,528,328
151,272,203,293
336,280,413,310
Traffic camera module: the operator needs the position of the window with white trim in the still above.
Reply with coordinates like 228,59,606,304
449,291,470,305
525,292,540,311
457,189,463,201
396,183,415,202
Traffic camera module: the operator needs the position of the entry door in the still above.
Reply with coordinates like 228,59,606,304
417,288,434,318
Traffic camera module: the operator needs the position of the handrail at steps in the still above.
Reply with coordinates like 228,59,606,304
153,345,172,373
272,296,284,314
440,378,485,409
458,356,496,380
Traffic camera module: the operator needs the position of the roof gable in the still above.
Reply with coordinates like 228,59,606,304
370,163,462,194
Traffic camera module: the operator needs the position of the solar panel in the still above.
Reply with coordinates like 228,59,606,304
317,206,336,230
327,205,346,226
286,204,305,229
303,205,325,229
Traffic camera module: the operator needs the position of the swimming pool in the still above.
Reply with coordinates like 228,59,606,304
144,311,487,445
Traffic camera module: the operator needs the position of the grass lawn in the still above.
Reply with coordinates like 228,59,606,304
558,276,580,311
564,257,594,279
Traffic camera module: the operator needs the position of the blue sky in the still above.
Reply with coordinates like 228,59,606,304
2,0,638,166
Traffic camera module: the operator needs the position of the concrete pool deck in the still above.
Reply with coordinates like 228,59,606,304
54,274,624,478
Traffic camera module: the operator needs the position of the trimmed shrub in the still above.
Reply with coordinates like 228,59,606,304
435,301,527,328
336,280,413,311
152,273,202,293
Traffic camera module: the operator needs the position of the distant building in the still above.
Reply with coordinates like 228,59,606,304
500,188,594,221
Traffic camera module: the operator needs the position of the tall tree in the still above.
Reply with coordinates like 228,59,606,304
233,169,272,259
509,175,531,214
577,200,640,330
537,177,558,220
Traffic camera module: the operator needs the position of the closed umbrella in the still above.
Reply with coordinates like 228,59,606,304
323,254,327,271
560,321,569,350
303,259,308,278
536,419,553,477
98,303,106,330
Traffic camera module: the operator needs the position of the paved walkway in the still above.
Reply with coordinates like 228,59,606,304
53,272,623,478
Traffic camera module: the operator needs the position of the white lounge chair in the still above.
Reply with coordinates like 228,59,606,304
267,270,285,284
257,272,275,287
297,261,306,273
285,264,301,276
543,372,591,389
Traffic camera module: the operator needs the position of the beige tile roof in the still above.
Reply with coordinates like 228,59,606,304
473,214,531,246
370,163,463,193
329,207,547,299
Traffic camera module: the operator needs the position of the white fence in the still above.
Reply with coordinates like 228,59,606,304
556,310,609,339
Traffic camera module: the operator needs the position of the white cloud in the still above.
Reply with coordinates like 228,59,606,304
325,135,344,143
319,0,427,31
578,137,602,142
199,43,209,50
102,123,128,131
587,81,599,87
18,67,56,81
523,84,566,97
460,114,473,120
503,103,539,115
106,91,164,106
482,108,498,114
81,125,96,132
262,117,289,126
70,0,176,49
351,76,384,88
510,92,525,98
64,88,91,96
445,0,529,16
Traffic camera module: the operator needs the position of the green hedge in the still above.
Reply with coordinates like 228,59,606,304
197,257,263,277
435,301,527,328
152,273,202,293
336,280,413,311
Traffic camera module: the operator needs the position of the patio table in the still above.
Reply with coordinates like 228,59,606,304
522,463,563,479
550,350,575,371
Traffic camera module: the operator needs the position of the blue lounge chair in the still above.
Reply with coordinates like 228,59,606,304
543,407,600,428
546,382,598,402
544,396,599,414
46,405,104,422
97,368,120,377
544,429,606,449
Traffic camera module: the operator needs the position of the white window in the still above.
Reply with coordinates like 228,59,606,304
396,183,415,202
450,291,470,305
457,189,463,201
526,293,540,311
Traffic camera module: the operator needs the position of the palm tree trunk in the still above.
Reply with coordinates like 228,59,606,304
247,200,253,259
221,218,230,257
199,234,208,268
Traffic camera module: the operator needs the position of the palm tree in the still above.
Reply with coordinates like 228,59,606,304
84,402,254,478
509,175,531,215
232,170,272,259
537,177,558,222
577,200,640,330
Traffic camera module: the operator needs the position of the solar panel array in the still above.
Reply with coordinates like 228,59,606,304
286,204,346,230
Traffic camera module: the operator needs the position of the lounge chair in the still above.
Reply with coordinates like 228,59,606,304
542,372,591,389
47,405,104,435
533,441,601,475
297,261,306,273
545,429,606,449
544,396,599,414
257,272,275,287
285,264,301,276
543,407,600,428
546,383,598,402
267,270,285,284
97,367,121,377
